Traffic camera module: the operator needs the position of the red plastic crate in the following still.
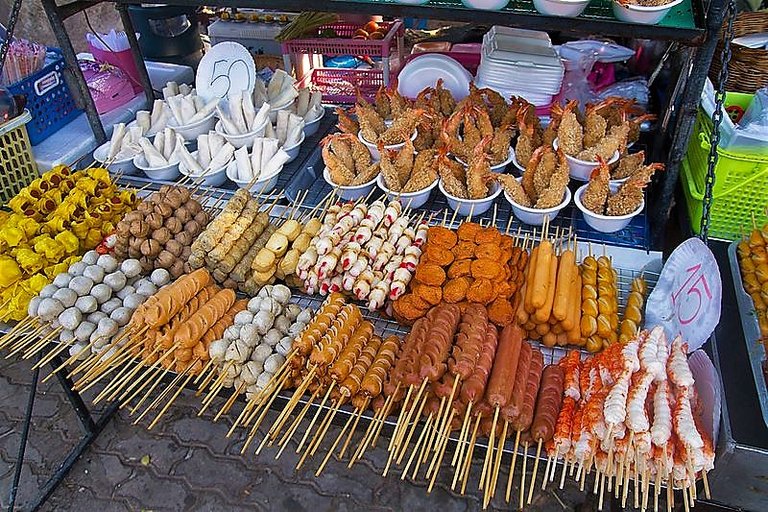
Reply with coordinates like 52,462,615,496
281,21,403,58
298,68,394,104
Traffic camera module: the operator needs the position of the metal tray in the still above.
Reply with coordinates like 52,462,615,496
727,240,768,427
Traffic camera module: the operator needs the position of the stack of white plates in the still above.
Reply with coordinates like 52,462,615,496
475,26,565,106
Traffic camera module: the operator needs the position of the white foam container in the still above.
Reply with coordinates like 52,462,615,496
133,153,181,181
169,111,217,141
439,180,501,216
358,130,418,161
554,138,620,181
503,177,571,226
462,0,511,10
612,0,683,25
283,131,306,164
574,182,643,233
323,167,378,201
179,150,230,187
376,174,437,209
533,0,590,17
214,119,268,149
93,141,139,176
226,160,282,193
303,108,325,138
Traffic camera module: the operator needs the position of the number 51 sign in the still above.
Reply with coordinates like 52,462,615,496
645,237,722,351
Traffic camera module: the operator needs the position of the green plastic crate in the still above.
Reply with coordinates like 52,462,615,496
682,92,768,240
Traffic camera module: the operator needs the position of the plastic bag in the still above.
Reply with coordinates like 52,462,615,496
739,86,768,135
557,48,596,109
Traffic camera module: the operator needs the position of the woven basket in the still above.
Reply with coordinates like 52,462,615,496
710,11,768,94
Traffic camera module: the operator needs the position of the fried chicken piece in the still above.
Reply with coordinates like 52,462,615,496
394,137,415,185
452,241,476,260
471,258,503,280
475,226,501,244
414,263,447,287
475,242,502,261
447,259,472,279
467,136,493,200
412,282,443,306
533,146,558,199
467,277,495,304
424,245,455,267
393,294,429,323
487,297,514,326
350,162,380,186
612,150,645,180
576,123,629,162
379,145,402,191
605,163,663,216
557,100,583,156
427,226,458,249
493,174,532,207
457,221,482,241
443,277,471,303
581,158,611,215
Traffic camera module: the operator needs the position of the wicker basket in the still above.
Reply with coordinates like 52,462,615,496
710,11,768,94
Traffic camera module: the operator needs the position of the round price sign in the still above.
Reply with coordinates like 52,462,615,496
196,41,256,102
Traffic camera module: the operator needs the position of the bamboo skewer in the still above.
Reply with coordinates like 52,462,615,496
214,383,245,422
147,362,200,430
275,388,322,457
520,442,529,511
338,398,369,459
505,430,522,503
491,419,509,498
460,414,482,495
296,382,336,454
402,412,433,480
316,408,358,476
241,370,292,454
131,360,180,421
527,438,543,505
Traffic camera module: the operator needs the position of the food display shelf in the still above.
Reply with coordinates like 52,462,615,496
727,241,768,427
285,161,651,251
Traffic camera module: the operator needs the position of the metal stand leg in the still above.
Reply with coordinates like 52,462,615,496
5,352,118,512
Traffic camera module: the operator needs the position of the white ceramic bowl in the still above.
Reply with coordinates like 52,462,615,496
323,167,378,201
438,180,501,216
226,161,282,194
503,177,572,226
461,0,510,9
303,107,325,138
169,111,217,141
283,131,306,164
179,150,230,187
359,130,418,161
612,0,682,24
269,101,294,124
456,147,515,173
574,182,643,233
133,153,181,181
214,119,269,149
93,141,139,176
533,0,590,17
376,174,437,209
553,139,620,181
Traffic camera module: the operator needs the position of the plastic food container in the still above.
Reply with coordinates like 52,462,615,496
323,166,378,201
303,107,326,138
214,119,268,149
168,110,217,141
283,131,306,164
574,182,643,233
503,177,571,226
462,0,510,10
439,180,501,216
358,130,417,161
93,141,139,176
612,0,683,25
133,153,181,181
554,138,620,181
533,0,590,17
179,150,230,187
226,161,282,194
376,174,437,209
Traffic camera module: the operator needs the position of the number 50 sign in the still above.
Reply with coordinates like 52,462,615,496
645,237,722,351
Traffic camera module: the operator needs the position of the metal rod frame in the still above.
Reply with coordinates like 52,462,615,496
5,351,118,512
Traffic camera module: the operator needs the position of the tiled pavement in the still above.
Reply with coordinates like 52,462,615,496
0,358,590,511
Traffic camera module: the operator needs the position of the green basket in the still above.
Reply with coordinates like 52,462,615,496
682,92,768,240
